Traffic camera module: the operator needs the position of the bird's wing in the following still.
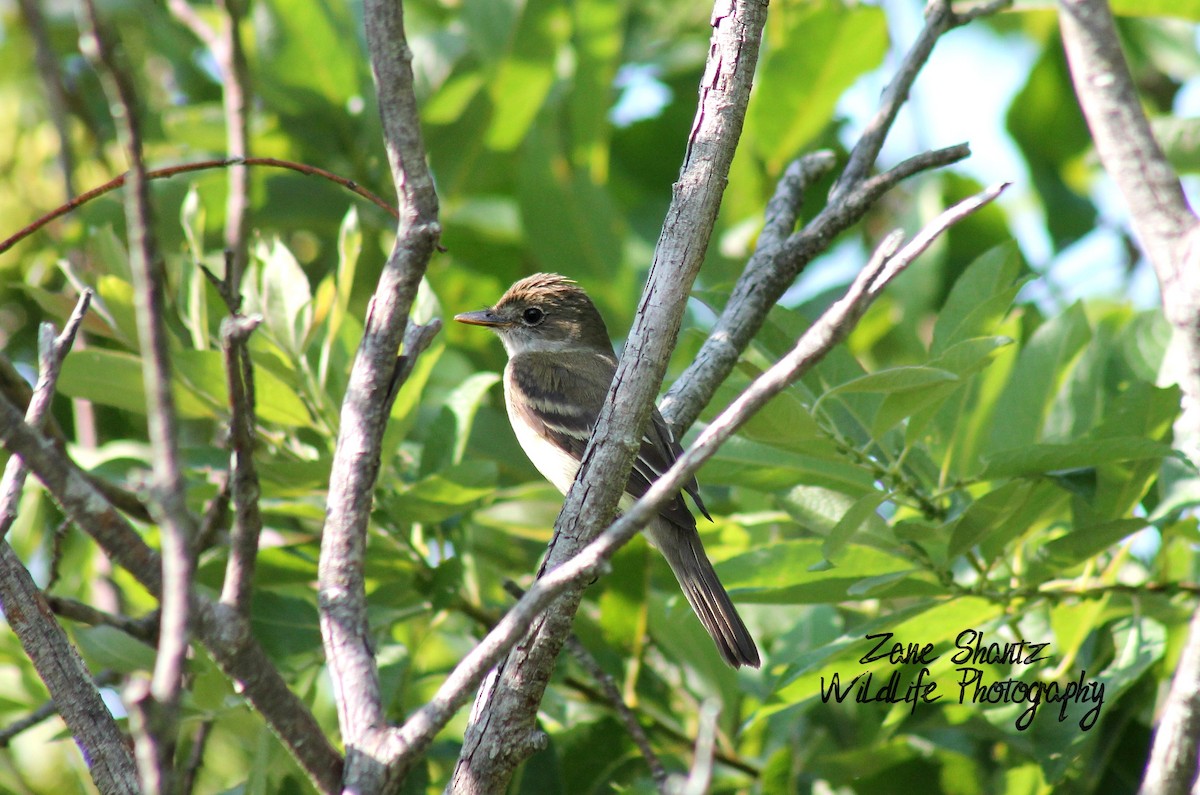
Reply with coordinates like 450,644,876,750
509,350,708,527
507,350,614,461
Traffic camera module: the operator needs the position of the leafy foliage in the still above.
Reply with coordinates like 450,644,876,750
1,0,1199,793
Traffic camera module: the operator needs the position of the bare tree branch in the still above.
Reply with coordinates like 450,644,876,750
499,579,668,789
316,0,441,789
1057,0,1200,455
563,635,668,790
15,0,75,199
46,595,159,644
0,670,120,749
167,0,252,284
830,0,1010,203
666,700,719,795
1055,4,1200,793
0,293,92,529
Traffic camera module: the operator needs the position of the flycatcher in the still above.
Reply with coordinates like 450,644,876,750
455,273,760,668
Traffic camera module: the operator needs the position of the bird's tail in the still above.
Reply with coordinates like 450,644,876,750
648,518,760,668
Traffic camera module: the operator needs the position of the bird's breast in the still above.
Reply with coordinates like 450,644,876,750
504,374,581,495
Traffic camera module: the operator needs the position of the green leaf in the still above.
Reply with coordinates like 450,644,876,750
1006,39,1097,249
384,461,499,524
1041,518,1148,566
931,245,1023,356
95,274,140,346
257,0,365,112
172,350,314,428
704,435,875,496
319,206,362,390
705,362,821,452
249,590,321,661
75,626,156,674
385,339,446,446
719,540,939,603
947,480,1036,559
424,72,486,125
484,0,568,150
518,120,625,280
58,350,215,419
749,0,887,170
423,371,502,473
821,366,959,399
255,238,313,359
886,337,1013,442
986,301,1092,455
332,206,360,339
821,491,888,565
981,437,1175,479
761,597,1004,722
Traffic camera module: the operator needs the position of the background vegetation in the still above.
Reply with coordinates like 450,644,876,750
1,0,1199,792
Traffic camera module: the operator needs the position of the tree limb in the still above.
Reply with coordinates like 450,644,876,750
316,0,441,789
1056,4,1200,793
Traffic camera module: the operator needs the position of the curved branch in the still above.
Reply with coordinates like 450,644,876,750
0,157,399,257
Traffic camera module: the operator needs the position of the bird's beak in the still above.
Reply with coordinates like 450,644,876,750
454,308,508,327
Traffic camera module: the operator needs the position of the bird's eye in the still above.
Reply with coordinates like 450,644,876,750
522,307,545,326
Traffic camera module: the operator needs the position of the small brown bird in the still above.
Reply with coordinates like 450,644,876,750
456,273,760,668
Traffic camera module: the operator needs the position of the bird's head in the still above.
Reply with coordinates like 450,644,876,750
454,273,612,356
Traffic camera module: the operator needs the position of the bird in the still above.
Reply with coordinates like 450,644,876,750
455,273,760,668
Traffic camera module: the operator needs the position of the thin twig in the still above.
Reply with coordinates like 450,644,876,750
0,157,399,257
218,314,264,614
